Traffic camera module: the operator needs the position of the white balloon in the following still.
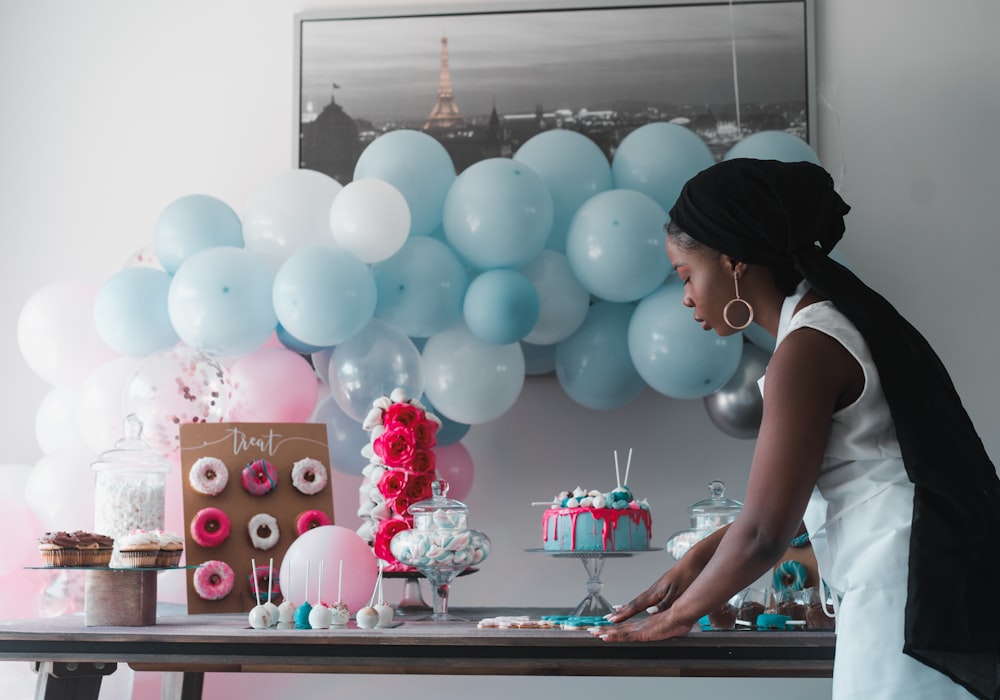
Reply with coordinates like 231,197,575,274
76,356,142,453
330,179,411,264
35,386,80,454
521,250,590,345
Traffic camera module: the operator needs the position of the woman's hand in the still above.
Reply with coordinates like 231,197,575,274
605,565,695,624
592,608,694,642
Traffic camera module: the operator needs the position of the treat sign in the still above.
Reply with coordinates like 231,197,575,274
179,422,332,614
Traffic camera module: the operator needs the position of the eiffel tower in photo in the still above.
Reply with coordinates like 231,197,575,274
423,34,465,131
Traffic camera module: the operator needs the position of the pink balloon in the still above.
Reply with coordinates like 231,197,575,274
228,347,319,423
0,571,45,619
17,280,118,387
0,495,43,575
435,442,475,501
279,525,378,614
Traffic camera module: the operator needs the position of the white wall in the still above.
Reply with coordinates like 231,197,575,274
2,0,997,698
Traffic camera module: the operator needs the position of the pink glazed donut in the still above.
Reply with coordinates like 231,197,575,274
295,509,332,536
241,459,279,496
193,559,235,600
190,507,231,548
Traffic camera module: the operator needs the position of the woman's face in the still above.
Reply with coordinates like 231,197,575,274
666,237,740,336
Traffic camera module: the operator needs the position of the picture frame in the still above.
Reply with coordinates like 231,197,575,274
294,0,816,182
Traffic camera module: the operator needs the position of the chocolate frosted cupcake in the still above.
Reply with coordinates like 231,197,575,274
74,531,114,566
38,531,81,567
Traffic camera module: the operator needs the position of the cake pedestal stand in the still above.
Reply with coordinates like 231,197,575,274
528,549,662,617
385,569,479,618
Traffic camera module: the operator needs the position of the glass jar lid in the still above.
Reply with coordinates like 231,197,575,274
91,413,172,474
688,479,742,528
408,479,468,530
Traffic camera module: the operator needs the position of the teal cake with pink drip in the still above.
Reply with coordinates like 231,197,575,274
541,485,652,551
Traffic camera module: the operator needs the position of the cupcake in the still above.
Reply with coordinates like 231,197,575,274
37,531,81,567
155,530,184,567
116,529,160,568
74,531,114,566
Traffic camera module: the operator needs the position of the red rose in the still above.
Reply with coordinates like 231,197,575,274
389,493,412,517
383,403,423,429
373,426,416,467
377,468,408,500
407,448,436,476
404,473,433,503
373,518,410,562
412,418,439,449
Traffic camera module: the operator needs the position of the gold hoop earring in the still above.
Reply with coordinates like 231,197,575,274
723,269,754,330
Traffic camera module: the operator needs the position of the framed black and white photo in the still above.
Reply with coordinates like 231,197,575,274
294,0,815,183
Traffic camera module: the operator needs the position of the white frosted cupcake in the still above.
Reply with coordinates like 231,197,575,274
117,529,160,568
155,529,184,567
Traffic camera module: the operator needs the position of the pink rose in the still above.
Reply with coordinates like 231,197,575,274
383,403,423,429
373,426,416,467
373,518,409,562
404,474,433,503
412,418,439,449
389,493,413,517
377,468,408,500
407,448,436,476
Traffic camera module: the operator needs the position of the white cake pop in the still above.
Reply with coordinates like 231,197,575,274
355,606,379,629
248,605,273,629
308,603,333,629
330,560,350,627
263,558,280,627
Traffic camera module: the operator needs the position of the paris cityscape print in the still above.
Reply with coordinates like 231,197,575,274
296,1,813,183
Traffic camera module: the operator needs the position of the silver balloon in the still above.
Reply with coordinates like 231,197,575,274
704,342,771,439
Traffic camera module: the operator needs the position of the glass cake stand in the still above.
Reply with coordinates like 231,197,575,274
527,548,663,617
384,568,479,618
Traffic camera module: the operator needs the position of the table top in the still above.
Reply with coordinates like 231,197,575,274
0,608,835,679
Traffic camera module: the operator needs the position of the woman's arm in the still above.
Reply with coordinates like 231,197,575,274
597,327,861,642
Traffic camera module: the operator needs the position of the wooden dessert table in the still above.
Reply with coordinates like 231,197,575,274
0,608,834,700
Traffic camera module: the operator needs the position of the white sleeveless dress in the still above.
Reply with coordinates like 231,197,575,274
764,283,974,699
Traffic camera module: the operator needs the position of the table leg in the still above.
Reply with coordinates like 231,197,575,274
33,661,117,700
160,671,204,700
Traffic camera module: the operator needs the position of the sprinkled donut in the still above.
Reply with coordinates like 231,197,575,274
295,509,332,536
241,459,279,496
248,512,280,550
247,564,281,603
190,507,231,548
772,559,809,591
188,457,229,496
193,559,235,600
291,457,329,495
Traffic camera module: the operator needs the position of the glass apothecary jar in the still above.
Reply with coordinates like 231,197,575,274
666,480,743,561
389,480,490,620
92,414,171,549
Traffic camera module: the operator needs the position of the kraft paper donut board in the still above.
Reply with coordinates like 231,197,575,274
179,422,333,614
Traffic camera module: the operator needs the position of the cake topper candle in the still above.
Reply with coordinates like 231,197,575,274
624,448,633,486
614,450,621,488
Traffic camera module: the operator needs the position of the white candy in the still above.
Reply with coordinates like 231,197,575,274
579,496,594,508
389,387,408,403
308,605,333,630
373,396,392,410
362,407,385,431
572,486,587,498
94,477,165,542
356,606,379,629
248,605,272,629
592,494,607,508
375,603,394,627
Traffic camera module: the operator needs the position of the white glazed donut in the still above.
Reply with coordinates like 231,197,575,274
291,457,329,495
188,457,229,496
248,512,280,550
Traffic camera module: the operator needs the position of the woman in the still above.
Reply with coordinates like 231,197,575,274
593,159,1000,699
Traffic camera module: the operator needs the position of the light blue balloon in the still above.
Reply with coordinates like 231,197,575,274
94,267,179,356
628,278,743,399
443,158,554,270
276,323,326,355
153,194,243,274
555,301,646,411
354,129,457,238
168,247,276,356
422,322,525,424
565,189,671,302
372,237,468,338
521,342,556,376
418,394,470,447
520,250,590,345
311,347,334,386
724,131,821,164
328,318,424,422
312,393,369,475
513,129,613,252
463,269,540,345
272,245,377,347
611,122,715,212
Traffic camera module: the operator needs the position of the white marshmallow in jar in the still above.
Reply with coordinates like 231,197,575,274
91,414,171,557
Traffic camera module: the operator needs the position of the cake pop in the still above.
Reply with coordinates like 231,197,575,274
263,558,280,627
330,560,350,627
294,561,312,629
373,562,394,627
277,561,297,630
307,560,333,629
248,558,271,630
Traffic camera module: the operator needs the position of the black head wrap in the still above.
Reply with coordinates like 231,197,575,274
671,158,1000,699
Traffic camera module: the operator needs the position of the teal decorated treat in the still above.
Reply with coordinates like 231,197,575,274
541,485,652,552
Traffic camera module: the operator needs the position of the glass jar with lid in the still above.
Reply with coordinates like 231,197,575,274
389,479,490,620
92,414,171,552
666,480,743,561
